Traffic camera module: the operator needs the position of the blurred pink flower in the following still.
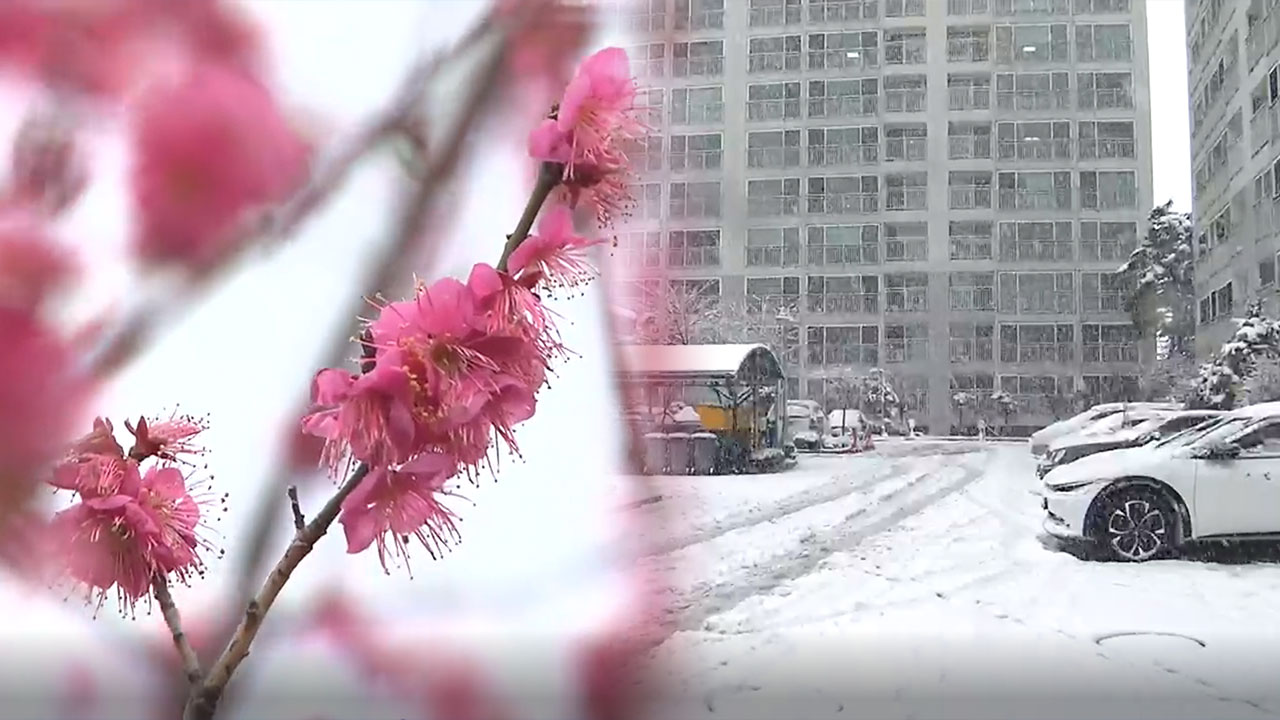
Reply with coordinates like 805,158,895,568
0,209,76,314
8,111,88,216
338,454,462,572
129,62,311,271
507,205,604,292
555,48,643,173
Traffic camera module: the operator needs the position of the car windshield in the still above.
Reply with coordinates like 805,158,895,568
1183,417,1261,449
1152,416,1234,448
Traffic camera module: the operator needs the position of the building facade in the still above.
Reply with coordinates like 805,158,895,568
1187,0,1280,357
610,0,1153,433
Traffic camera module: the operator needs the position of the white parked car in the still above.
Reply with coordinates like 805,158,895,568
1028,402,1181,457
1036,410,1224,479
1041,402,1280,562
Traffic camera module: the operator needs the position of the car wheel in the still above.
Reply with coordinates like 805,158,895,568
1091,486,1179,563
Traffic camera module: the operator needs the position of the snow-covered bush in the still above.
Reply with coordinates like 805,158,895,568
990,390,1016,426
1243,356,1280,404
1190,301,1280,409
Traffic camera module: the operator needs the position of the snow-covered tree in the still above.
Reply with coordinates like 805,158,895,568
1243,355,1280,404
1138,353,1200,404
952,391,974,430
860,367,899,420
629,281,801,364
1189,301,1280,409
1117,201,1195,359
990,390,1016,427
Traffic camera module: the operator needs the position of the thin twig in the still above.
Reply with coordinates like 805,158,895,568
152,576,203,688
184,464,370,720
286,486,305,530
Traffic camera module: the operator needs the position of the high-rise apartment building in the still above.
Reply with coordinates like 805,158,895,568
610,0,1153,433
1187,0,1280,357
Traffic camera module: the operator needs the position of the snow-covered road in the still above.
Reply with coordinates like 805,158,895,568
635,441,1280,720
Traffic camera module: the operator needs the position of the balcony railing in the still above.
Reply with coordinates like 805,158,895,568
998,189,1069,211
1080,292,1125,313
807,243,879,265
886,188,928,211
886,288,929,312
949,186,993,209
746,293,802,315
808,0,878,23
808,143,878,166
809,96,879,118
996,139,1072,161
747,195,802,216
999,240,1073,262
1078,138,1134,159
1083,344,1139,363
673,102,725,125
747,147,802,168
884,89,927,113
949,338,994,363
949,237,993,260
1005,343,1073,363
748,4,801,26
946,38,990,63
996,89,1071,112
666,246,721,268
949,86,991,110
948,135,992,158
669,150,722,172
947,0,990,13
1078,88,1133,110
948,287,996,311
749,52,802,74
885,137,928,161
807,292,880,314
884,339,928,363
745,244,802,267
808,192,879,214
673,57,724,77
746,99,800,122
1081,188,1137,210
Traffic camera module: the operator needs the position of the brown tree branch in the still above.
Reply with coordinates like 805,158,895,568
152,576,203,687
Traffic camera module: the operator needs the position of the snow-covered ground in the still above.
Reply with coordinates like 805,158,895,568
635,441,1280,720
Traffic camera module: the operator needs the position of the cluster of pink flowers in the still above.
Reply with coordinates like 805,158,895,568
43,413,223,614
301,46,642,572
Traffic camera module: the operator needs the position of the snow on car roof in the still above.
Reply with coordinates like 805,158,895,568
1226,401,1280,418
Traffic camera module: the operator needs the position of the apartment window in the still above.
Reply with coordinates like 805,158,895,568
748,35,803,73
885,29,928,65
994,0,1070,14
886,172,929,211
996,71,1071,111
885,222,928,261
950,271,997,310
948,73,992,110
950,221,995,260
1204,281,1234,322
674,0,725,30
669,133,723,172
947,27,991,62
1077,71,1133,109
627,43,666,78
808,126,879,166
632,182,663,220
1081,374,1138,404
809,78,880,119
949,171,994,209
1262,256,1277,288
1082,323,1139,363
1080,271,1125,312
806,325,880,366
749,0,802,26
669,278,721,307
885,0,926,16
746,82,801,122
997,221,1074,262
886,272,929,312
885,124,928,162
668,181,721,218
948,0,992,15
623,135,663,172
671,86,725,125
1075,23,1132,62
1078,120,1134,159
614,231,662,269
1079,221,1137,261
997,271,1076,313
999,375,1072,416
1073,0,1130,12
994,24,1069,64
996,120,1072,160
949,321,995,363
667,229,721,268
999,323,1074,363
807,275,880,314
746,227,802,267
997,171,1072,210
899,375,929,414
809,0,879,24
747,178,802,217
634,88,664,128
622,0,666,33
747,129,802,168
807,224,880,265
808,175,880,214
746,275,802,316
886,323,929,363
807,31,879,71
952,371,996,398
884,74,928,113
948,122,993,159
1080,170,1137,210
673,40,724,77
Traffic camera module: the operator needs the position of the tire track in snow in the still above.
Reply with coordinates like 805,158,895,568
672,455,987,633
642,455,929,557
